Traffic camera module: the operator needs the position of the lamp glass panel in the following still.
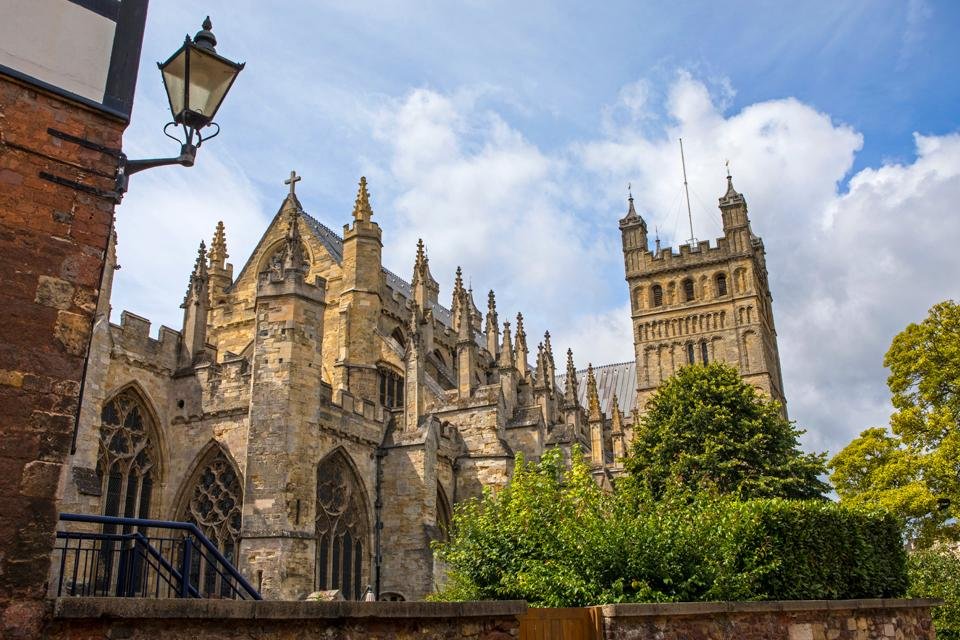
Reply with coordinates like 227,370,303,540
184,47,239,123
160,48,187,118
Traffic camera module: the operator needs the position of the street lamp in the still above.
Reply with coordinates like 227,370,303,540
116,17,244,195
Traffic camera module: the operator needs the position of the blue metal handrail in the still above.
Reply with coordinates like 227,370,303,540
57,513,261,600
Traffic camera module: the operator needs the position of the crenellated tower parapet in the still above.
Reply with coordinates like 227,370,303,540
622,174,786,416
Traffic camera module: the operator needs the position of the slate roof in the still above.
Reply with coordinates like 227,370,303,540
555,361,637,418
298,210,457,329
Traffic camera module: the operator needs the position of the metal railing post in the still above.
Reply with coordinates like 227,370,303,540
180,537,193,598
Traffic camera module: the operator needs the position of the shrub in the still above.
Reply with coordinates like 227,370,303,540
908,547,960,640
432,450,908,606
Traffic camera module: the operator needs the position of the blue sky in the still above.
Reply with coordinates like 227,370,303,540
113,0,960,456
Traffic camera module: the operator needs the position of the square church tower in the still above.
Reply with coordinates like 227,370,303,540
620,175,787,415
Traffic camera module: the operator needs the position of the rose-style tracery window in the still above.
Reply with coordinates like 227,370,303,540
179,448,243,597
315,451,369,600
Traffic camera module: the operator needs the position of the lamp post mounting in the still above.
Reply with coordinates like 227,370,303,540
114,16,244,198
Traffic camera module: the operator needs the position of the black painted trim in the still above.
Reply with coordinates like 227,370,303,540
0,0,148,121
103,0,149,116
66,0,120,22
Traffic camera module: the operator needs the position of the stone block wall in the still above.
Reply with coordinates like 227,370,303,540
47,598,526,640
0,74,125,638
599,599,939,640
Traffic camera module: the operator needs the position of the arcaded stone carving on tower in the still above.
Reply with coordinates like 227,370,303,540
621,173,786,414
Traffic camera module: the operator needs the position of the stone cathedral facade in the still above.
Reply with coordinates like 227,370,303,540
57,172,784,601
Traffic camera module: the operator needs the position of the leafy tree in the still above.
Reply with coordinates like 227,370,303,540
432,447,903,606
830,300,960,545
907,547,960,640
430,447,626,606
623,363,829,500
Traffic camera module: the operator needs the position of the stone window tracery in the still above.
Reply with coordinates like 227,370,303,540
379,368,404,409
315,451,369,600
683,278,695,302
179,448,243,597
97,389,158,593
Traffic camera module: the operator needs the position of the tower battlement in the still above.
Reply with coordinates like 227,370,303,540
620,175,786,414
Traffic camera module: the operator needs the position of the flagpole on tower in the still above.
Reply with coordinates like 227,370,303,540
679,138,697,249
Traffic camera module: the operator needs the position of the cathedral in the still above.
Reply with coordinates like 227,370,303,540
57,171,784,601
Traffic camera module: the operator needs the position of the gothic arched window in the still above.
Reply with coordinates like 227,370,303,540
686,342,695,365
178,447,243,597
315,451,370,600
715,273,728,297
651,284,663,307
700,340,709,364
379,367,404,409
683,278,695,302
97,388,158,593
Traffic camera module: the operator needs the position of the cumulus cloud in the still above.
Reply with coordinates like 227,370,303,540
574,72,959,453
371,88,617,341
108,70,960,458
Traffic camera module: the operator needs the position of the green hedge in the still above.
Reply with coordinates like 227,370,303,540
702,498,908,601
432,451,908,605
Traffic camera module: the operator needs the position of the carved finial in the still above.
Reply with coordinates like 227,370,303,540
514,313,529,375
485,290,499,353
283,208,305,271
194,240,208,275
209,221,228,268
499,321,514,368
611,394,623,433
194,16,217,51
454,266,463,292
586,363,601,420
564,348,579,404
184,240,208,306
352,176,373,222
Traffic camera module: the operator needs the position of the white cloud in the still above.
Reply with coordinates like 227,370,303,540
575,73,960,454
372,88,616,344
107,69,960,461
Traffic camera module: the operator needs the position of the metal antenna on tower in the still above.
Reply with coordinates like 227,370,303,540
679,138,697,250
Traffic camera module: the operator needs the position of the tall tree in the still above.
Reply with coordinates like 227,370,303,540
624,363,828,500
830,300,960,545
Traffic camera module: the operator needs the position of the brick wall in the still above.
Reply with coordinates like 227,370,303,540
0,74,124,638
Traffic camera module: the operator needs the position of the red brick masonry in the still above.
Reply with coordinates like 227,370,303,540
0,74,124,638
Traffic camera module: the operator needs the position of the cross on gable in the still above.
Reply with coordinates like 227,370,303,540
284,170,302,195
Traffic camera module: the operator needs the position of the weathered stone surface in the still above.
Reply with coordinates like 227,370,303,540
49,598,525,639
54,105,790,606
600,599,940,640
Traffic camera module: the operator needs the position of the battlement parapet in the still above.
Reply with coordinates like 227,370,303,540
628,234,755,277
111,311,181,370
256,269,327,304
